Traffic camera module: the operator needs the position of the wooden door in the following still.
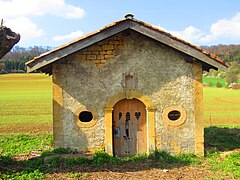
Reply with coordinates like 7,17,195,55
113,98,146,156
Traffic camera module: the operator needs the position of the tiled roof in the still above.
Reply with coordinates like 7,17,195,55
133,19,227,66
26,18,127,65
26,16,228,72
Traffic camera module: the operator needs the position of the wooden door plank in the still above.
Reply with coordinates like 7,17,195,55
113,98,146,156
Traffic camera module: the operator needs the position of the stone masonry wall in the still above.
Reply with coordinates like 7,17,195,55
74,34,124,69
53,30,196,154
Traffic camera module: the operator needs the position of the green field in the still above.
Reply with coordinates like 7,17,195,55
0,74,52,133
203,76,240,87
203,77,240,126
0,74,239,133
204,87,240,126
203,76,226,87
0,74,239,179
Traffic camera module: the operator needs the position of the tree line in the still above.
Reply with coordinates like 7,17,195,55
0,46,51,73
202,45,240,86
204,44,240,63
0,44,239,74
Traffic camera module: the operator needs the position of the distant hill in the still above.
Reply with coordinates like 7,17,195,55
202,45,240,86
0,44,239,74
0,46,52,73
203,45,240,62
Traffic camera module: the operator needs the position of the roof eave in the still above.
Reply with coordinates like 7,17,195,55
26,19,133,73
128,21,228,71
26,18,228,73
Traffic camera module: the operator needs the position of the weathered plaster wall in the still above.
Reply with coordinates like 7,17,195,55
53,31,196,154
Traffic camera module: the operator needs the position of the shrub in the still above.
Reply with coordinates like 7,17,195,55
149,150,177,163
207,81,213,87
212,70,219,77
45,157,62,168
226,61,240,85
218,72,226,78
216,82,223,88
226,73,238,85
232,83,240,90
203,71,209,77
125,153,147,163
203,82,208,87
41,147,71,157
24,158,44,170
63,158,76,167
75,157,91,166
109,155,122,165
92,151,111,166
52,147,71,154
0,155,15,166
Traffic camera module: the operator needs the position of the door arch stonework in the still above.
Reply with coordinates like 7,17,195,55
104,90,156,156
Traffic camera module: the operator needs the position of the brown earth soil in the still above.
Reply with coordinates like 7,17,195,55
11,152,233,180
0,123,52,134
47,165,221,180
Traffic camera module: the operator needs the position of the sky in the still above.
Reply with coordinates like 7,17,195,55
1,0,240,48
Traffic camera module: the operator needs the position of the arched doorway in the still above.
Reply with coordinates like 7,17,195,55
113,98,146,156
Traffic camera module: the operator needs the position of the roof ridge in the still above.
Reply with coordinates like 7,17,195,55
26,16,229,72
129,18,228,67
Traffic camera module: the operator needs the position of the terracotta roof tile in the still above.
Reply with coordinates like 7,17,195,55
131,18,228,67
26,17,228,69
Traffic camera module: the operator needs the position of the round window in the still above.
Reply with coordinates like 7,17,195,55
74,108,98,128
163,106,186,126
79,111,93,122
168,110,181,121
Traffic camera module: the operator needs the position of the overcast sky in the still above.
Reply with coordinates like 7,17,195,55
1,0,240,47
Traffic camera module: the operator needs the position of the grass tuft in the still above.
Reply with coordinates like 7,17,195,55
0,133,53,156
207,152,240,178
205,126,240,152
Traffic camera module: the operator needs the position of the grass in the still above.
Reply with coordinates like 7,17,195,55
0,128,239,179
203,77,226,87
0,74,52,133
0,133,53,156
204,126,240,179
207,152,240,179
203,76,240,88
0,74,239,132
0,126,238,179
0,74,239,179
205,126,240,152
203,87,240,126
0,147,202,179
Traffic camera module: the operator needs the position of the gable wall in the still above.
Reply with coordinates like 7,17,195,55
52,31,197,154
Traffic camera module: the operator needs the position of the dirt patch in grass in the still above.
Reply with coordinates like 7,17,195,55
3,153,226,180
2,126,239,180
0,123,52,134
204,118,240,126
47,165,219,180
7,154,230,180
